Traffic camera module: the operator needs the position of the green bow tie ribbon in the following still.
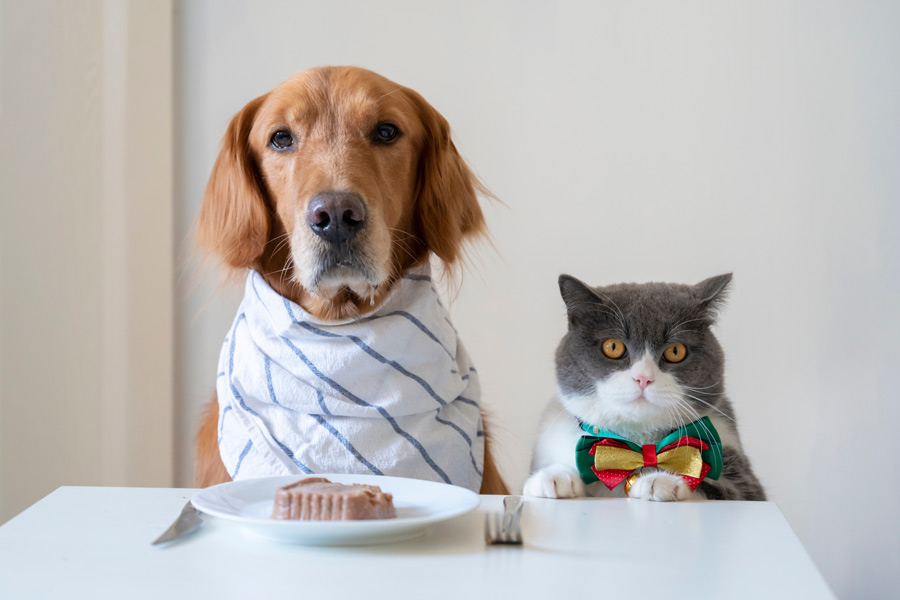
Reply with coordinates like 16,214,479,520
575,416,723,491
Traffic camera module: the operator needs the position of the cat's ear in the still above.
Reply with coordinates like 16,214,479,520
559,274,603,328
694,273,732,319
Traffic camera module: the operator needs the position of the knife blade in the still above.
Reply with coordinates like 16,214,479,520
151,500,203,546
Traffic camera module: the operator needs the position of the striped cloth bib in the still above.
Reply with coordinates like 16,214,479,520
216,265,484,492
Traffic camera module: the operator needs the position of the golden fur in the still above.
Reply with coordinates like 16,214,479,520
195,66,507,494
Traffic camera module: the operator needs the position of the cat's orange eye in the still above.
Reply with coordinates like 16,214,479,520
663,343,687,363
602,339,626,359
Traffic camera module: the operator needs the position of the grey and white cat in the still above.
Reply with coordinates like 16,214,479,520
523,273,766,501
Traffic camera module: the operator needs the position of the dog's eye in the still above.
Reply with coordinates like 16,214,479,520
371,122,401,144
270,130,294,150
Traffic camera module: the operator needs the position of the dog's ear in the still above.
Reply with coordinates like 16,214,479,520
196,93,270,269
410,92,486,266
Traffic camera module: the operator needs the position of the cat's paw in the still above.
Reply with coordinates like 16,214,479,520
627,472,693,502
523,466,586,499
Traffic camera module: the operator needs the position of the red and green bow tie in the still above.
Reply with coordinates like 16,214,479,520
575,417,723,491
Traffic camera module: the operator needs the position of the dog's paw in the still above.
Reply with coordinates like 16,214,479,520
627,472,693,502
523,466,585,499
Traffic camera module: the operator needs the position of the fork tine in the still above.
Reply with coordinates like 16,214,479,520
485,505,523,545
506,515,519,544
510,511,522,543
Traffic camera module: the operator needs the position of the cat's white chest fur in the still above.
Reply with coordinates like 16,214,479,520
523,355,740,501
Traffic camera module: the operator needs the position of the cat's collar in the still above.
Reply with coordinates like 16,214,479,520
578,417,721,447
576,416,724,481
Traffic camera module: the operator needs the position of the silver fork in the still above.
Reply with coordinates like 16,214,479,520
485,495,524,545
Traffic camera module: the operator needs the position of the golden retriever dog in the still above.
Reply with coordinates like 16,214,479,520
195,66,507,495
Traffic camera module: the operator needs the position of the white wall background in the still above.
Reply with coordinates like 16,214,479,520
171,1,899,598
0,0,174,522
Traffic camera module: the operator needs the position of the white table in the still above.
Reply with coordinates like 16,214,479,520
0,487,833,599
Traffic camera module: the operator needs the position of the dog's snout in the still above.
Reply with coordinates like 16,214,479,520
307,192,367,244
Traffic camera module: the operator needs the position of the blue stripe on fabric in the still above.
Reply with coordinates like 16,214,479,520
217,371,225,378
456,397,479,408
231,439,254,479
250,272,266,305
431,288,445,309
293,321,448,407
264,356,281,406
229,312,312,475
434,415,473,446
272,437,314,474
402,274,432,282
219,406,233,435
361,311,454,359
428,286,458,333
395,311,454,358
434,414,481,477
477,430,484,437
280,336,451,484
444,317,457,333
228,314,260,419
316,390,332,415
310,414,383,475
283,297,299,321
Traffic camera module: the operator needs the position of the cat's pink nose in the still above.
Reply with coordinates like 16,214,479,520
634,374,654,391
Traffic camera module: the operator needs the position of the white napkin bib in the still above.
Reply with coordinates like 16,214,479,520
216,265,484,492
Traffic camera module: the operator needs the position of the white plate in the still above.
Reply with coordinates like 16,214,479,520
191,474,480,546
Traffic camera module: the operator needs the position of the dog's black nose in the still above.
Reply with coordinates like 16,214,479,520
307,192,367,244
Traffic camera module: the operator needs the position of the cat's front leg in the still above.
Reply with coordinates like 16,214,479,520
627,471,694,502
523,398,586,498
523,465,586,499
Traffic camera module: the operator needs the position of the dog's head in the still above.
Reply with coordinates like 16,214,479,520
197,66,486,320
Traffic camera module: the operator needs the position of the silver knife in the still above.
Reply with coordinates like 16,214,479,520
151,500,203,546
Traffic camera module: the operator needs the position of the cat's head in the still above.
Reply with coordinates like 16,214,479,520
555,273,732,437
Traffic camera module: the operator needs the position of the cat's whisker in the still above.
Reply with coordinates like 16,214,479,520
591,291,628,330
680,392,736,423
681,382,721,392
670,400,705,439
680,389,719,397
673,399,723,447
566,302,628,330
668,317,707,335
546,405,575,432
669,400,688,428
665,403,686,439
678,387,721,398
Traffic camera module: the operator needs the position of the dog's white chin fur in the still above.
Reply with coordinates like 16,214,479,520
314,267,381,300
290,213,392,303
